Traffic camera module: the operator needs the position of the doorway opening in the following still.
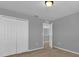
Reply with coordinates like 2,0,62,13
43,23,53,49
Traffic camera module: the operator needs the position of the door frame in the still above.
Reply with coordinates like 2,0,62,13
43,23,53,48
49,23,53,48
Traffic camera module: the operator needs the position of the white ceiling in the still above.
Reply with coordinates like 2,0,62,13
0,1,79,20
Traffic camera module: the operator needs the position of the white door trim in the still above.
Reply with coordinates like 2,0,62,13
49,23,53,48
43,23,53,48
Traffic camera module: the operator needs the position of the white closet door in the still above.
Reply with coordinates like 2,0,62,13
16,20,29,53
0,21,6,56
0,18,16,56
4,20,16,56
0,17,29,56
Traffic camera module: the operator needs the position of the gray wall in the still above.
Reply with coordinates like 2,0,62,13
53,12,79,53
0,8,43,50
29,17,43,50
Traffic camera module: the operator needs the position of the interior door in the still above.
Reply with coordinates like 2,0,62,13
0,17,16,56
0,17,29,56
16,20,29,53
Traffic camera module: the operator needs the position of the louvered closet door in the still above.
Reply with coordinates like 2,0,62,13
0,20,6,56
16,20,29,53
0,17,16,56
0,17,29,56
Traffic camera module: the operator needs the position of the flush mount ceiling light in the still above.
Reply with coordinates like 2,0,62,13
45,1,54,7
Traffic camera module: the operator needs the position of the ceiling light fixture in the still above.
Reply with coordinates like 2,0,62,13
45,1,54,7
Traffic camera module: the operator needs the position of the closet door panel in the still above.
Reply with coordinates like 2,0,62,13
0,22,6,56
0,17,29,56
4,20,16,56
17,20,29,53
0,18,16,56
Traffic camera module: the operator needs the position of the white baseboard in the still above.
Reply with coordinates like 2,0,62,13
27,47,44,52
54,46,79,55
